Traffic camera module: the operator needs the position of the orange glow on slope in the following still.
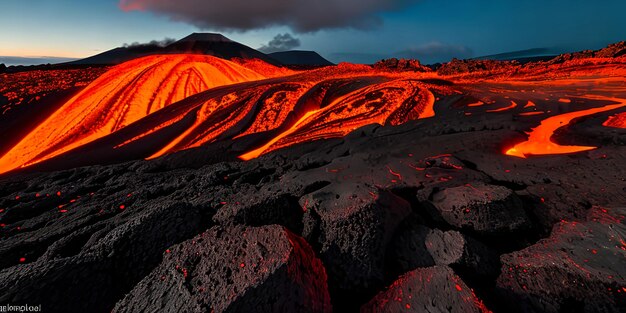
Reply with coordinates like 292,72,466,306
506,97,626,158
239,80,436,160
0,54,274,174
603,112,626,128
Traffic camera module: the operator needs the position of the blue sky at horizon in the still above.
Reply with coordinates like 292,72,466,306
1,0,625,65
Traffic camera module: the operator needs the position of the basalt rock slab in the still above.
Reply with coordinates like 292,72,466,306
428,182,530,234
361,265,491,313
425,229,500,277
497,207,626,313
300,183,412,296
113,225,332,313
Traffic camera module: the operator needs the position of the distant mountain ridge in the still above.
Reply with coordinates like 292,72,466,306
268,50,334,66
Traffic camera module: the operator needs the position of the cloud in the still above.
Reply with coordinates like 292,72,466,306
123,38,176,48
395,42,473,63
119,0,419,32
258,33,301,53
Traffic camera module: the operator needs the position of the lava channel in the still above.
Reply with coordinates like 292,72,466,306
506,96,626,158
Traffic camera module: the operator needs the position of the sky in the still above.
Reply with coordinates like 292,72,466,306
1,0,625,65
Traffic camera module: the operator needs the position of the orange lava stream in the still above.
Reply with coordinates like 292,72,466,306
603,112,626,128
239,80,436,160
506,97,626,158
0,55,272,174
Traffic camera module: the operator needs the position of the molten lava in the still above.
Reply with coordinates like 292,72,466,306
603,112,626,128
0,54,278,174
241,80,435,159
506,97,626,158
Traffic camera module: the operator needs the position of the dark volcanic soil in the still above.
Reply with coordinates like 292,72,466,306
1,64,626,312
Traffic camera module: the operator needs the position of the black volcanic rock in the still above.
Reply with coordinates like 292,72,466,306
0,63,6,73
361,266,490,313
213,189,304,234
269,50,334,67
0,200,206,313
428,183,530,234
113,225,332,313
389,221,436,274
299,183,412,295
425,229,499,277
496,206,626,313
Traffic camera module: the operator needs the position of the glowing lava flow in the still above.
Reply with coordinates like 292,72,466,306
0,54,273,174
239,80,436,160
506,97,626,158
603,112,626,128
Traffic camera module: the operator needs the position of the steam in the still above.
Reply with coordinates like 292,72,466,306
258,34,301,53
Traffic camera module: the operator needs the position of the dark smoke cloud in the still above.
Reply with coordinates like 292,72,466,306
123,38,176,48
258,33,301,53
119,0,419,32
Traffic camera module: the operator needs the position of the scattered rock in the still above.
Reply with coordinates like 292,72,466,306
428,183,530,234
497,207,626,313
388,220,435,274
114,225,332,313
361,265,491,313
425,229,499,277
300,183,412,295
0,201,204,313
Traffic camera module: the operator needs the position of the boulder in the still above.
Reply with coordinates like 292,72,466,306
114,225,332,313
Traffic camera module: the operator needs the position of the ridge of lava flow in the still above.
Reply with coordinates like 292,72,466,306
1,53,626,174
0,54,287,174
138,73,439,161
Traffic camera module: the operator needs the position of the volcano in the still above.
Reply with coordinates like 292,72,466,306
68,33,281,66
0,40,625,313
